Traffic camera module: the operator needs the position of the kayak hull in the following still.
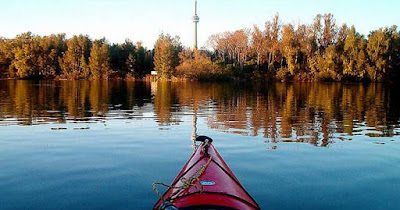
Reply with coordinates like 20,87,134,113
153,141,260,210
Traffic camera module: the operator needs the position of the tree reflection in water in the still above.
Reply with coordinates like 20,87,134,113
0,80,398,147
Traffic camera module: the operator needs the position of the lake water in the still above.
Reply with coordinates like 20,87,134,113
0,80,399,210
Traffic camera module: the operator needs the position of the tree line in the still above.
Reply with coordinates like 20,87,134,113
154,14,400,83
1,13,399,83
0,32,152,79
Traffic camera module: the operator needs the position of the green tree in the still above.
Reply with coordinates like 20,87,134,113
387,26,400,81
135,41,146,76
109,39,136,76
126,53,136,76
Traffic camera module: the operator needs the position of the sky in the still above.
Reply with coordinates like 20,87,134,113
0,0,399,48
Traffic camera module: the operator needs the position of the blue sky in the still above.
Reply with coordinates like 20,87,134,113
1,0,399,48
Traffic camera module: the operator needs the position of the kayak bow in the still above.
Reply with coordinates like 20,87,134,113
153,136,260,210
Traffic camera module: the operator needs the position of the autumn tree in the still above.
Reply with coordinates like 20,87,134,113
251,25,265,70
89,41,111,79
308,14,323,74
317,45,340,80
321,14,337,52
0,38,13,77
295,24,309,74
11,33,40,78
37,34,66,77
267,14,282,72
235,29,250,69
281,24,300,76
207,34,222,61
367,28,391,81
342,26,367,79
59,35,92,79
206,32,229,64
153,33,182,78
0,16,399,83
310,14,344,80
176,49,220,80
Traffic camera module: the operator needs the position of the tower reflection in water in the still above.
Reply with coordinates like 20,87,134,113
0,80,399,146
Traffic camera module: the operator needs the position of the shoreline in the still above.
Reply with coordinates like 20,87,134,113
0,76,395,85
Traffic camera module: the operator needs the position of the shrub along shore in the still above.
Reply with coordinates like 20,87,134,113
0,13,399,83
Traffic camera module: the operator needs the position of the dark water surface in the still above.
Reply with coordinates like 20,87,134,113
0,80,399,210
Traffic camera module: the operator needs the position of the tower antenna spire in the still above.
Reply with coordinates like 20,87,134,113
193,0,200,50
195,0,198,15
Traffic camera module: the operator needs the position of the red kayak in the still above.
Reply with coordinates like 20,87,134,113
153,136,260,210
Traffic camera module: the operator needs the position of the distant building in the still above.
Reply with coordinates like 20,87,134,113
193,0,200,50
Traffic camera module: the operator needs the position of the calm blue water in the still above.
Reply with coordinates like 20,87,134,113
0,80,399,210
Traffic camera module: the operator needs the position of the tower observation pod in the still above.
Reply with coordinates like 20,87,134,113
193,0,200,50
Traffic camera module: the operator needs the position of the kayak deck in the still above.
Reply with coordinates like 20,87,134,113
153,137,260,210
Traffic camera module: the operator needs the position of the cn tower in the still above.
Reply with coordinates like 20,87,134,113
192,0,200,50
